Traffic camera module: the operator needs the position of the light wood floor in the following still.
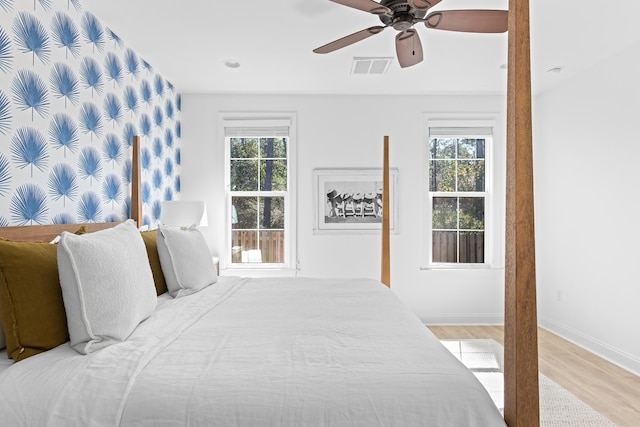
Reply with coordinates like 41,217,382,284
428,325,640,427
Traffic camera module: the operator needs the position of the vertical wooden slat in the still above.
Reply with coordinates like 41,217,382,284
131,136,142,225
381,136,391,287
504,0,540,426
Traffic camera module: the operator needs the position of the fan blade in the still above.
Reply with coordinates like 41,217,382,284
408,0,443,11
313,26,386,54
330,0,392,15
396,29,423,68
424,10,508,33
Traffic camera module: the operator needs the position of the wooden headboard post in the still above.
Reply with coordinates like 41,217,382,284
504,0,540,425
131,135,142,226
381,135,390,287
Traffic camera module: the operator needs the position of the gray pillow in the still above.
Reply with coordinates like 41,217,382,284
57,220,157,354
157,225,217,298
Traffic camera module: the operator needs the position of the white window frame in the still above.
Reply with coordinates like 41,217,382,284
221,113,297,274
421,116,498,270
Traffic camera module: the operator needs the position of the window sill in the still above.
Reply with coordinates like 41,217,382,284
420,264,503,271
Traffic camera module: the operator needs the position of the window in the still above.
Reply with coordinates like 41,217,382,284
426,122,493,267
223,116,296,269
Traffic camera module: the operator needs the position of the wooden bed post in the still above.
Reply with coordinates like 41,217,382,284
504,0,540,426
381,136,390,287
131,135,142,226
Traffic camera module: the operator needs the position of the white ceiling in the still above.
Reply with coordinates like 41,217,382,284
82,0,640,96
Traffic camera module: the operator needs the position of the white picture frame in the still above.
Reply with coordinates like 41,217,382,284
313,168,398,234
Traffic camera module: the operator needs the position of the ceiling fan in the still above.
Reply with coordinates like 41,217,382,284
313,0,508,68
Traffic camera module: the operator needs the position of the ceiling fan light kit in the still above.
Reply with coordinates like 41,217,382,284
314,0,508,68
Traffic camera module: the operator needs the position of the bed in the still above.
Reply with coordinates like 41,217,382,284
0,1,538,425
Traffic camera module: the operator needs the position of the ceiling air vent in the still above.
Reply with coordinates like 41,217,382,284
351,57,393,75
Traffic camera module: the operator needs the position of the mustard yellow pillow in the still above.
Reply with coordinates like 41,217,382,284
0,239,69,361
141,230,168,296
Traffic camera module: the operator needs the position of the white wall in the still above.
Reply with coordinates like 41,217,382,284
182,94,507,324
534,40,640,375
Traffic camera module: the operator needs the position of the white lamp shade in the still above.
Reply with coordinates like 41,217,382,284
160,201,208,227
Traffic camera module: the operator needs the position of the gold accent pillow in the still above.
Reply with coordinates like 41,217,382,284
0,239,69,361
141,230,168,296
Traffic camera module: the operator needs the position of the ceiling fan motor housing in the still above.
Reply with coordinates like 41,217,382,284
379,0,428,30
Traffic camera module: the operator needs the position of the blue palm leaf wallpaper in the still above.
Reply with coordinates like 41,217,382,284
50,62,79,106
151,199,161,222
0,1,180,226
139,112,151,139
80,11,103,53
104,51,122,87
152,136,162,159
153,104,163,128
49,112,78,156
122,121,136,146
141,181,151,205
0,26,12,73
10,126,48,177
52,212,74,224
51,11,80,59
13,11,50,65
12,68,49,120
78,101,101,140
0,154,11,197
152,168,162,190
79,56,102,96
123,85,137,117
140,78,152,106
103,92,122,128
0,90,12,135
124,48,138,78
102,173,121,207
77,190,101,222
141,146,151,172
163,187,173,202
10,183,48,225
153,74,164,98
176,94,181,111
35,0,52,11
106,28,123,49
1,0,14,13
165,128,173,148
48,162,77,206
102,132,121,168
77,145,101,184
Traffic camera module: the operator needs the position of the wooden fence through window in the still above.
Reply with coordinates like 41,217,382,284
232,230,284,263
432,231,485,263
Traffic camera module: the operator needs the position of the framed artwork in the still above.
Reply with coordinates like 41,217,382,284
313,168,398,233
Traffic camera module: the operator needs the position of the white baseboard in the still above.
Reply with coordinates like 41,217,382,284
539,316,640,377
419,313,504,325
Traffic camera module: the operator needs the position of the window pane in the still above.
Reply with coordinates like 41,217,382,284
260,137,287,158
458,138,485,159
429,160,456,192
232,196,257,229
432,197,457,229
458,160,485,192
259,197,284,229
230,160,258,191
432,231,457,263
430,138,456,159
459,197,484,230
459,231,484,263
260,159,287,191
230,137,258,158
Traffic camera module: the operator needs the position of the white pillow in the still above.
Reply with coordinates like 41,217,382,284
57,220,157,354
157,225,217,298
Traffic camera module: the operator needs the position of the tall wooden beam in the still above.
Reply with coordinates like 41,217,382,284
381,136,390,287
131,135,142,226
504,0,540,426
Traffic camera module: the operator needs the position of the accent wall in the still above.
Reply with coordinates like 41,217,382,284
0,0,180,227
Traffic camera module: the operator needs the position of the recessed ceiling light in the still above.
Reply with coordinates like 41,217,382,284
547,66,563,74
224,60,240,69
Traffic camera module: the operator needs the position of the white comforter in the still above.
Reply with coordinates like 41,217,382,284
0,276,506,426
